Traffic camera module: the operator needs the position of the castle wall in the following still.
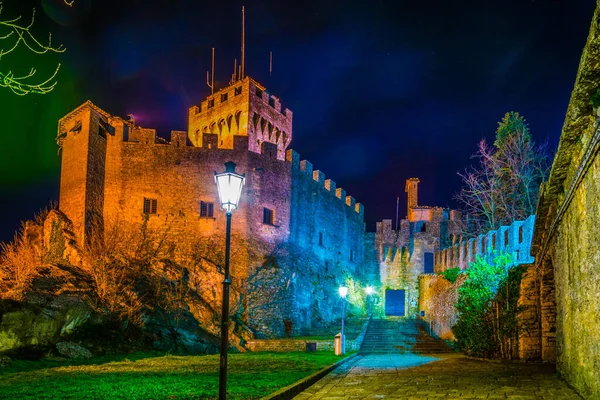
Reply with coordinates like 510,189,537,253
375,206,446,317
57,101,368,338
434,216,535,272
285,149,368,328
527,6,600,393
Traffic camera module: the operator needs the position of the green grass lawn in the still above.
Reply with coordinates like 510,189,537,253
0,351,347,400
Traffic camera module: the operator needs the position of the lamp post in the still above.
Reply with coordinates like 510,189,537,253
365,286,374,317
338,284,348,355
214,161,245,400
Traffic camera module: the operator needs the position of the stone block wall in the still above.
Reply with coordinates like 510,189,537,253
434,216,535,272
57,96,371,340
418,274,463,340
525,4,600,397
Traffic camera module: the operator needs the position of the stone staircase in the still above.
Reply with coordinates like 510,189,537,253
359,318,454,355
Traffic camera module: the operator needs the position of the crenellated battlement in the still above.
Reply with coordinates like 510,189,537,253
285,149,364,219
434,215,536,272
188,77,293,160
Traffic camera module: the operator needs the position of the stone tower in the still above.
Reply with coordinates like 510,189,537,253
405,178,420,218
188,77,293,160
56,102,111,243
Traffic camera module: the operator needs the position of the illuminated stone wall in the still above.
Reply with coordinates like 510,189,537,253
434,216,535,272
374,179,460,317
56,78,371,339
528,4,600,398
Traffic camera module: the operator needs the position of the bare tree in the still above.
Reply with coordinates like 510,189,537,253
0,2,65,95
456,112,550,236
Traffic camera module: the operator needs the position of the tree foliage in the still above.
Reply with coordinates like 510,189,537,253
437,266,461,283
452,252,526,358
456,112,551,235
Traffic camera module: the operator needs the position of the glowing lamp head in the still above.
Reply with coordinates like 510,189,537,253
365,286,374,295
338,285,348,299
214,161,245,213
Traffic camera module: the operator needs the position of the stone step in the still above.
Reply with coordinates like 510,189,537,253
359,319,454,355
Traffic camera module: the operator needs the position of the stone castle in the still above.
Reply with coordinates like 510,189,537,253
375,178,461,317
56,71,465,336
57,76,373,337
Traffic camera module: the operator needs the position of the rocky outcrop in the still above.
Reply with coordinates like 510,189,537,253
56,341,93,359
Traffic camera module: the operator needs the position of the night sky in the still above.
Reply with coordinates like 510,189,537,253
0,0,596,242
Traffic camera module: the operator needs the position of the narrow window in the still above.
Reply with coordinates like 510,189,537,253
481,238,486,253
200,201,214,218
420,223,426,233
263,208,274,225
234,86,242,96
98,125,107,139
519,226,524,243
350,249,354,262
221,93,228,102
143,198,157,214
504,229,509,248
208,99,215,108
269,97,275,108
492,234,496,250
319,232,324,246
472,240,476,256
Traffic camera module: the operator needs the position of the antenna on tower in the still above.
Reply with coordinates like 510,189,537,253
241,6,245,80
206,47,215,94
269,51,272,76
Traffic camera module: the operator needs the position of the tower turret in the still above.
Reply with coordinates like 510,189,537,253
405,178,420,217
187,77,293,160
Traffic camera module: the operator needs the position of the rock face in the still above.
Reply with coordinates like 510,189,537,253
56,341,93,359
0,264,93,355
527,4,600,399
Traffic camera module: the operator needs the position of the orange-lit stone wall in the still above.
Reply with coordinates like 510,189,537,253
56,91,372,338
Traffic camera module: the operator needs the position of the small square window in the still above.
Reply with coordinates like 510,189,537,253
221,93,228,102
255,88,263,98
200,201,214,218
263,208,274,225
143,198,157,214
234,86,242,96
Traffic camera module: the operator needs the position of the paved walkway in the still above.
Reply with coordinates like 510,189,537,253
294,354,582,399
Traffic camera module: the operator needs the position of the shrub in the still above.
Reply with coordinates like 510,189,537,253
452,252,525,358
0,232,43,301
437,267,461,283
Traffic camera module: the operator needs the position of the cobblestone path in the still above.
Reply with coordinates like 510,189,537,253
293,354,582,399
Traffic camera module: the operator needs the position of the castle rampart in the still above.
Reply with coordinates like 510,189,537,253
57,81,368,338
433,215,535,272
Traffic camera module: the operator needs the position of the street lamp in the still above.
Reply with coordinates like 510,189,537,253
365,286,374,317
338,284,348,355
214,161,245,400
